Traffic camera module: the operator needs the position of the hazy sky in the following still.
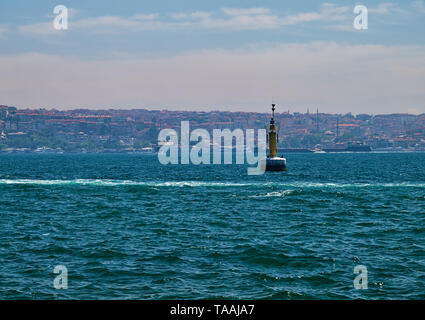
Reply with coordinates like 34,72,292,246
0,0,424,114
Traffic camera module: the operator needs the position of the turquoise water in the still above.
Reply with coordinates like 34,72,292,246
0,153,424,299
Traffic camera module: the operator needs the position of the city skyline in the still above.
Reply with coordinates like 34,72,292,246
0,1,424,114
1,104,424,153
2,103,424,116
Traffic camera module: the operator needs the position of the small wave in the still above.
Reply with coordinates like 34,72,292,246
0,179,248,187
249,190,294,198
0,179,424,188
0,179,139,186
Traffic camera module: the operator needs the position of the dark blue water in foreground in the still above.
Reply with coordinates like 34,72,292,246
0,153,424,299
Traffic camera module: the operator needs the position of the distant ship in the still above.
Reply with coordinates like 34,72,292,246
322,142,372,152
34,147,63,154
265,104,286,171
312,147,326,153
278,143,372,153
277,148,313,153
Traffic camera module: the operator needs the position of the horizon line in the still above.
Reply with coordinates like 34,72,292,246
1,104,424,117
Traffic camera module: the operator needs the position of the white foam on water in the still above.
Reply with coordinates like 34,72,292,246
0,179,137,186
249,190,294,198
0,179,248,187
0,179,424,188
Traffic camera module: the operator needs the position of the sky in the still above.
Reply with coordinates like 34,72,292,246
0,0,424,114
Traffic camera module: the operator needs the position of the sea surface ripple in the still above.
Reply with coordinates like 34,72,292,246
0,153,424,299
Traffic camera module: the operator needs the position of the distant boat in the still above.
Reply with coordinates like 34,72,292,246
140,147,154,153
323,143,371,152
34,147,62,153
278,143,371,153
312,147,326,153
277,148,313,153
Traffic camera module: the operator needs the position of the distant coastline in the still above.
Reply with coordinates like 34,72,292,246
1,105,425,153
1,148,425,154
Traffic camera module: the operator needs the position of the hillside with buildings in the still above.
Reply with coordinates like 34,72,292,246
1,105,425,153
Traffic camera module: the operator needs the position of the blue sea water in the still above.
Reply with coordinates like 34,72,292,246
0,152,424,299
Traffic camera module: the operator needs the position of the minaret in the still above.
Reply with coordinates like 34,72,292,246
336,115,339,138
268,104,278,158
316,108,319,133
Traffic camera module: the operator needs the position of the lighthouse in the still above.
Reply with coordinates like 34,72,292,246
265,104,286,172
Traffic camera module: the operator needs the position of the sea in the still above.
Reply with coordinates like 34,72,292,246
0,152,424,299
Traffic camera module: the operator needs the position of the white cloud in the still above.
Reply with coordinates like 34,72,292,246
18,22,61,36
198,13,280,31
14,2,416,36
282,2,403,26
152,8,280,31
282,12,322,25
131,14,159,21
221,7,271,16
170,11,212,21
411,0,425,13
282,3,350,25
18,9,280,34
44,7,80,19
17,4,361,35
18,7,81,36
68,8,80,18
18,13,163,35
75,15,153,30
1,43,424,114
369,3,400,14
